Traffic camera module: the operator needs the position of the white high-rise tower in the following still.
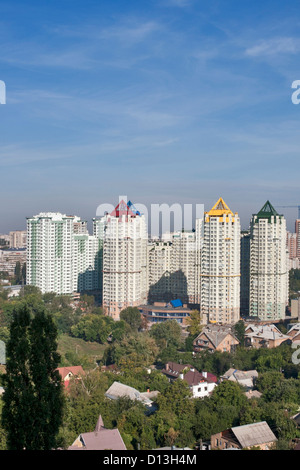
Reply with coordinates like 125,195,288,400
26,212,83,294
27,212,100,295
98,200,148,320
249,201,289,321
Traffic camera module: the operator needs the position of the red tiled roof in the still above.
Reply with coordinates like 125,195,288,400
161,362,217,385
56,366,85,381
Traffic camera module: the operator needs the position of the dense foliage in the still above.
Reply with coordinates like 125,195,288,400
1,302,64,450
0,287,299,450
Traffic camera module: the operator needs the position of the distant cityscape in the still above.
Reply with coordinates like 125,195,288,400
1,197,299,327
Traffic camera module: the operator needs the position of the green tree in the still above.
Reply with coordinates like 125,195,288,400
1,303,64,450
233,320,245,345
120,307,143,331
14,261,22,285
104,332,159,369
186,310,203,336
211,380,248,410
150,320,182,351
71,314,115,343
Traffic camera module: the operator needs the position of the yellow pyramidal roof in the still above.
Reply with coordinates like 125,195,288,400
206,197,234,217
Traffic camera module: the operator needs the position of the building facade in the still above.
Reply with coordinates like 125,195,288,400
249,201,289,321
97,200,148,320
26,212,100,295
9,230,27,248
296,219,300,259
240,230,250,317
200,198,241,324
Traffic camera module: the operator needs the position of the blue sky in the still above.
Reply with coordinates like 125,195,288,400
1,0,300,232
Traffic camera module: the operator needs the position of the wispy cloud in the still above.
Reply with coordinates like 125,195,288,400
245,37,299,57
99,20,160,45
162,0,193,7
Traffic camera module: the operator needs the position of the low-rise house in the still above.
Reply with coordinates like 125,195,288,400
244,324,290,349
220,368,258,391
2,285,23,298
161,362,217,398
105,381,159,413
193,324,239,354
56,366,85,388
211,421,277,450
244,390,262,400
287,323,300,344
291,412,300,428
139,300,192,329
68,414,126,450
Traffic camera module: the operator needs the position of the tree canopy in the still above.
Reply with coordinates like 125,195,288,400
1,302,64,450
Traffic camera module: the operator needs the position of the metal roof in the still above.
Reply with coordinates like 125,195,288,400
231,421,277,448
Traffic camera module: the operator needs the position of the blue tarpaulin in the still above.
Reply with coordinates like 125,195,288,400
170,299,183,308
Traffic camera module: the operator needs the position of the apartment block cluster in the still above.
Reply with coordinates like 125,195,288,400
286,217,300,269
0,230,27,277
24,197,292,325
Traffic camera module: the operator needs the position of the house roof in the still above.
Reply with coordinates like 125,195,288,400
244,390,262,399
288,323,300,334
69,415,126,451
197,325,239,348
161,362,217,385
245,325,289,341
162,362,192,376
183,369,216,386
221,368,258,382
105,381,157,406
231,421,277,448
56,366,85,381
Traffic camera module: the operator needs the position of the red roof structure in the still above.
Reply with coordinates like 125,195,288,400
110,200,136,218
56,366,85,388
161,362,217,385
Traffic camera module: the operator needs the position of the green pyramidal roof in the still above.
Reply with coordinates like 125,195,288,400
256,200,281,220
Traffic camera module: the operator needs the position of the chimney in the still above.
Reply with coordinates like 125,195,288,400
202,371,207,378
179,373,184,380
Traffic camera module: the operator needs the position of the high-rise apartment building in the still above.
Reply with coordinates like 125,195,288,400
73,233,101,293
171,230,200,304
240,230,250,317
147,229,201,305
9,230,27,248
249,201,289,321
200,198,241,324
287,231,297,259
26,212,100,295
296,219,300,259
147,239,173,303
97,200,148,320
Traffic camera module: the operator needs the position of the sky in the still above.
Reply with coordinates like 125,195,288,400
1,0,300,233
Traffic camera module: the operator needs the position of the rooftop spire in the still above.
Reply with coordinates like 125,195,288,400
256,200,280,219
109,200,135,217
206,197,234,217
